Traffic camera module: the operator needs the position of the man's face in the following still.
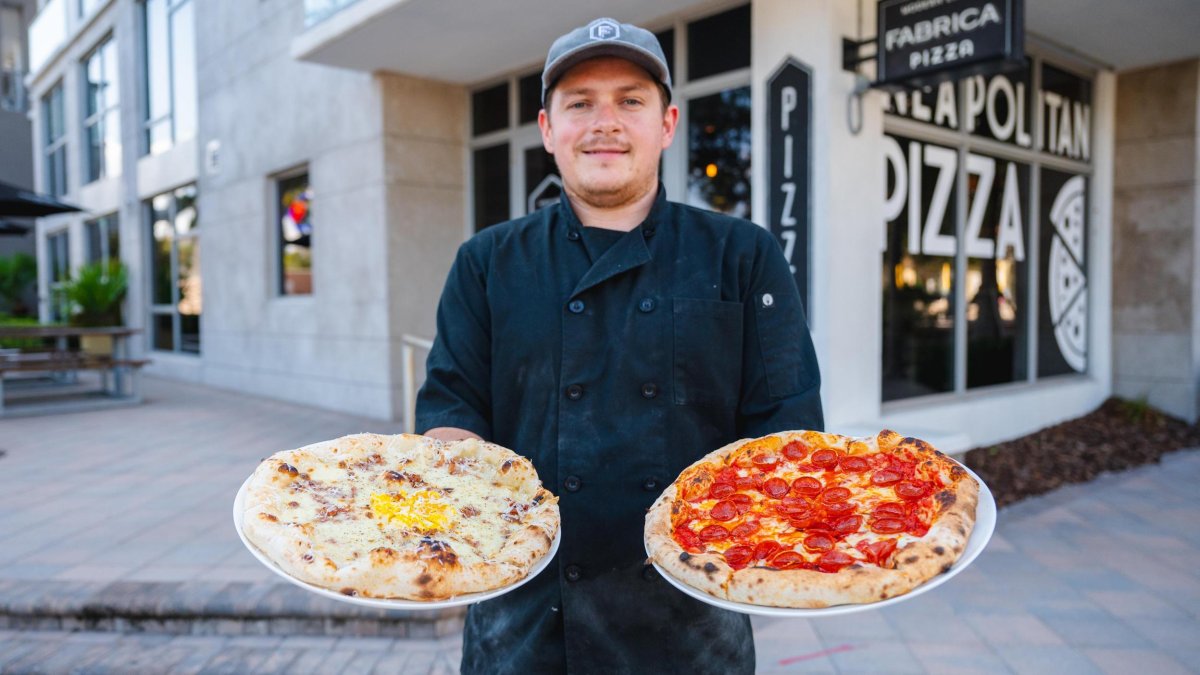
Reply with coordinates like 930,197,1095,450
539,57,679,210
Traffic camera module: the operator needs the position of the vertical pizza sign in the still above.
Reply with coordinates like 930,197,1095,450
1038,170,1087,376
768,58,812,318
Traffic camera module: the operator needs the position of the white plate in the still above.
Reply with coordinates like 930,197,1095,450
647,464,996,617
232,476,560,610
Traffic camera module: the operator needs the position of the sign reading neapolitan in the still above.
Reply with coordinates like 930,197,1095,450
767,58,811,317
877,0,1023,86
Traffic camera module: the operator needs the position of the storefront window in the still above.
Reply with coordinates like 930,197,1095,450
687,86,751,218
1038,169,1087,376
83,35,121,183
473,143,509,232
882,135,957,400
147,184,200,354
46,230,70,322
141,0,196,155
883,57,1092,401
85,214,120,264
966,155,1029,388
277,172,312,295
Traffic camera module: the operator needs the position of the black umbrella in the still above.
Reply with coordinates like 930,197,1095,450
0,220,31,236
0,180,82,217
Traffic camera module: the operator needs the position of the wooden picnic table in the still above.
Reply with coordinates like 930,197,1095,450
0,325,147,414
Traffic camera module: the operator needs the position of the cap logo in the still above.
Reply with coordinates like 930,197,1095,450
590,19,620,41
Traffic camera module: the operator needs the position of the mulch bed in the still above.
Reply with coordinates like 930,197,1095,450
962,398,1200,508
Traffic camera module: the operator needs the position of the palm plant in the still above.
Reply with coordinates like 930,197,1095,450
0,253,36,316
62,260,128,327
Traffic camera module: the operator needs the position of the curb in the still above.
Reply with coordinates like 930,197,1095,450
0,579,466,638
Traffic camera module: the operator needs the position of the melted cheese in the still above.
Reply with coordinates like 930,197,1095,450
371,491,453,531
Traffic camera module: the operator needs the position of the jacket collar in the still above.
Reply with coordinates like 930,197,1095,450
561,185,667,298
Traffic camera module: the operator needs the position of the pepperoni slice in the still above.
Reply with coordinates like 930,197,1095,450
872,469,902,486
762,477,790,498
729,493,753,515
698,524,730,542
856,539,898,567
817,550,855,573
752,454,779,471
906,517,930,537
823,500,857,516
710,500,737,522
730,521,759,539
788,514,821,530
709,482,736,499
811,449,840,469
840,456,870,472
673,526,702,552
770,550,808,569
820,487,852,504
723,545,753,570
832,515,863,534
872,501,907,518
782,440,808,461
870,517,906,534
791,476,823,495
896,480,929,500
735,474,763,491
716,467,739,484
753,540,783,561
779,495,811,513
803,533,835,552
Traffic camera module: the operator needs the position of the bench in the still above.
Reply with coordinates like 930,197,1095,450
0,351,150,412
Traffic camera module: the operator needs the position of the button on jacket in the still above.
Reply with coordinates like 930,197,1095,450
416,187,823,675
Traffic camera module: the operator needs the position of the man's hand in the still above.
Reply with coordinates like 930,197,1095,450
423,427,483,442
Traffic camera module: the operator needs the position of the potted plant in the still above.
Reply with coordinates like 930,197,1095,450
0,253,36,317
62,260,128,355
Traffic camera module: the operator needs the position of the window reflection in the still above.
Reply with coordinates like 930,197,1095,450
278,173,312,295
687,86,751,218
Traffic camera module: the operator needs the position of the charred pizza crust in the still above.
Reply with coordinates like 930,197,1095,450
644,430,978,608
242,433,559,600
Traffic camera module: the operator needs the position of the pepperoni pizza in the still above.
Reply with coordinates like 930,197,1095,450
644,430,979,608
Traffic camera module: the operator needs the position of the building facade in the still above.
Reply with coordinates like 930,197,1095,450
24,0,1200,449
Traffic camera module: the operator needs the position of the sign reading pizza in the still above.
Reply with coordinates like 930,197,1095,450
767,58,811,317
877,0,1023,86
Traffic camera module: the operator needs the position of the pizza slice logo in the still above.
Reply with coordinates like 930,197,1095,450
1047,175,1087,372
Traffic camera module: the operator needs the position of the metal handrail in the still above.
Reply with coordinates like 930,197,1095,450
400,333,433,433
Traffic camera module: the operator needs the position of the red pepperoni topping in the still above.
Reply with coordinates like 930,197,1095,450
817,550,856,573
788,514,821,530
778,496,811,513
832,515,864,534
735,474,763,491
820,487,852,504
673,526,702,552
723,545,753,570
728,493,753,515
856,539,898,567
803,533,835,552
710,500,737,522
782,440,809,461
762,477,790,498
716,467,739,484
840,456,870,472
752,454,779,471
906,518,930,537
823,501,857,516
698,524,730,542
770,550,809,569
709,482,736,499
811,449,840,469
870,517,906,534
872,469,902,486
791,476,823,495
753,540,783,560
872,502,907,518
730,521,759,539
896,480,929,500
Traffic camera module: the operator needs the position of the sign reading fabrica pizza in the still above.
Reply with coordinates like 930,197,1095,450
877,0,1023,86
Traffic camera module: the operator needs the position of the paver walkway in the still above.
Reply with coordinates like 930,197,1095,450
0,377,1197,673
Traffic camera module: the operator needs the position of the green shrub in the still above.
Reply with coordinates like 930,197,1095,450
62,261,128,327
0,253,36,316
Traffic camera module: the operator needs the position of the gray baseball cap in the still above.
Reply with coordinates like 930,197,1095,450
541,17,672,106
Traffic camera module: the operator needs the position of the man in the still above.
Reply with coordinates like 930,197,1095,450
416,17,823,674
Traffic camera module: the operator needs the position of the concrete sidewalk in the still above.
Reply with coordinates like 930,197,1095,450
0,376,1197,674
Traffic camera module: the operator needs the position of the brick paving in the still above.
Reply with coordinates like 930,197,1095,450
0,376,1197,673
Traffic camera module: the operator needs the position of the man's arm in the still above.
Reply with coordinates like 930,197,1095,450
737,228,824,437
415,243,494,441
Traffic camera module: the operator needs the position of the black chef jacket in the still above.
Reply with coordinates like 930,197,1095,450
416,186,823,675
